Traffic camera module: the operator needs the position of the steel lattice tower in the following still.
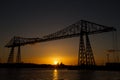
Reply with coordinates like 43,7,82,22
78,21,95,66
7,37,21,63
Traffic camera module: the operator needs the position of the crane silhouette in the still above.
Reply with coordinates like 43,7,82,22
5,20,116,66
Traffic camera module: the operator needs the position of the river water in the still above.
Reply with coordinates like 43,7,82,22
0,68,120,80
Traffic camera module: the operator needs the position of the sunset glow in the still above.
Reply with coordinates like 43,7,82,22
54,60,58,65
53,58,59,65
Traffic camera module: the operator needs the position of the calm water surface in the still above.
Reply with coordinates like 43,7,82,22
0,68,120,80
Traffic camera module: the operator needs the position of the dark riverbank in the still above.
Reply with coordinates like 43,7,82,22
0,63,120,71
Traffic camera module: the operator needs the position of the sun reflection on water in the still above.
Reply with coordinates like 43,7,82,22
53,69,58,80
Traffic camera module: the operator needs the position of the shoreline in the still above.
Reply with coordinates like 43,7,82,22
0,63,120,71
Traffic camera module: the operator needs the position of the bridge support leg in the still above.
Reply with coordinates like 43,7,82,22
78,33,86,66
78,21,95,67
78,34,95,66
85,34,95,66
7,47,14,63
16,45,21,63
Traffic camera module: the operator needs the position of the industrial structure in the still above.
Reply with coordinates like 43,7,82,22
107,49,120,63
5,20,116,66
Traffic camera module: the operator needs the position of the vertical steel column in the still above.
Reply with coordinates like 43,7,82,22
78,21,86,66
16,45,21,63
85,34,95,66
7,47,14,63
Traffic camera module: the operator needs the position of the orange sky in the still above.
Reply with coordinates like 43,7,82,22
21,38,79,65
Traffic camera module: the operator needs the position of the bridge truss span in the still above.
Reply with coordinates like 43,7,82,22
43,20,116,40
5,20,116,66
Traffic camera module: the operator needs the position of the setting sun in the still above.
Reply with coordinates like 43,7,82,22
54,60,59,65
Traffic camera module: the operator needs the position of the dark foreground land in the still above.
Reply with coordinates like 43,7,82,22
0,63,120,71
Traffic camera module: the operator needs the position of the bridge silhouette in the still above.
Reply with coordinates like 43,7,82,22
5,20,116,66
